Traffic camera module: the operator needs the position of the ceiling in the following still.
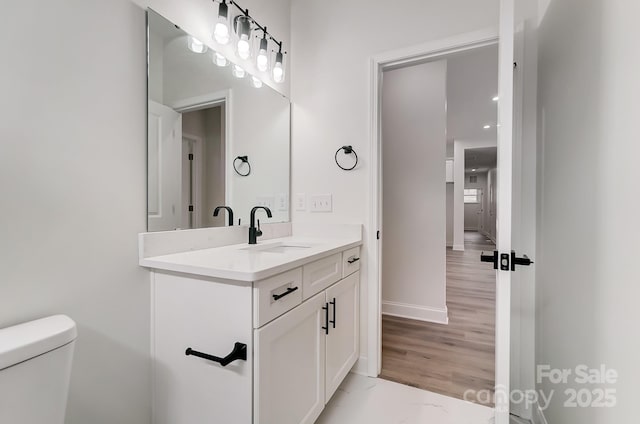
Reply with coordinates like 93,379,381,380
465,147,497,173
446,44,499,144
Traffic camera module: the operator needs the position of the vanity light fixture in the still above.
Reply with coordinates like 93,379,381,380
212,0,287,82
232,64,246,78
213,0,230,44
251,76,263,88
214,52,228,67
187,36,208,53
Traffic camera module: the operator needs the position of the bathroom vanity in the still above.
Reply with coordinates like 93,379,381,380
140,227,361,424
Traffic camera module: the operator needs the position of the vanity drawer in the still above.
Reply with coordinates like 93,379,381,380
342,247,361,278
302,253,343,300
253,268,303,328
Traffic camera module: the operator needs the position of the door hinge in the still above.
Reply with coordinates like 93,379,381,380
188,205,194,212
481,250,533,271
188,153,194,160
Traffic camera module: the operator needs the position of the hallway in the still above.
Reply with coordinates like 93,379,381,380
380,231,496,405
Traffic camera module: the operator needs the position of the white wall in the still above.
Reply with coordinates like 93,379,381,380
536,0,640,422
381,61,448,323
291,0,499,373
0,1,149,423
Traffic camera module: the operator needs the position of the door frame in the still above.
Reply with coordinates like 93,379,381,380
173,89,232,209
366,24,509,413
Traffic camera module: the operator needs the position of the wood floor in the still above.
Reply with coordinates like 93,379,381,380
380,231,496,406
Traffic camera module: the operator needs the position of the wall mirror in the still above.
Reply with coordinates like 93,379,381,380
146,9,290,232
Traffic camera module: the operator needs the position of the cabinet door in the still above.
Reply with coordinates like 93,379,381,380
254,292,326,424
152,272,253,424
325,271,360,402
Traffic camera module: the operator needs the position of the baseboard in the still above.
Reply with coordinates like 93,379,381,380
453,244,465,251
480,230,496,244
382,301,449,324
531,402,549,424
351,356,371,377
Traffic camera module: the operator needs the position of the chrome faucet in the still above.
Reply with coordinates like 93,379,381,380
213,206,234,226
249,206,272,244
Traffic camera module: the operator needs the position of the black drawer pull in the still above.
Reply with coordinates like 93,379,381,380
329,298,336,328
272,286,299,301
322,303,329,335
185,342,247,367
347,257,360,264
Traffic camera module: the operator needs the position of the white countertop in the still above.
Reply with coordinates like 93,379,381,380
139,236,362,282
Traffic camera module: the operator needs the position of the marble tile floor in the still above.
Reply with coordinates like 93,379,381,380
317,373,532,424
316,373,495,424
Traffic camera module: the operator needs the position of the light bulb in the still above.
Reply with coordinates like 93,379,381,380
187,36,207,54
214,52,228,67
237,35,251,60
214,22,230,44
256,37,269,72
213,1,230,45
272,51,284,83
251,76,263,88
232,65,246,78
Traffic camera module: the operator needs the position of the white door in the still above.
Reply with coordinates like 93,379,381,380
325,272,360,402
148,101,182,232
495,0,527,422
254,292,326,424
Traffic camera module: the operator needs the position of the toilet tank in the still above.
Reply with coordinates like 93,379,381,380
0,315,77,424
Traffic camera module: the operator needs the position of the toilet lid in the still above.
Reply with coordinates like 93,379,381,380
0,315,77,370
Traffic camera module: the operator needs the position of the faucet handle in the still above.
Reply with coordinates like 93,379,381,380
256,219,263,237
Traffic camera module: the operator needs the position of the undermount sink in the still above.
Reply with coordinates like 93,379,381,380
242,241,314,254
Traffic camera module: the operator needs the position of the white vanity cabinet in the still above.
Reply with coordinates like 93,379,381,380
149,246,360,424
254,271,360,424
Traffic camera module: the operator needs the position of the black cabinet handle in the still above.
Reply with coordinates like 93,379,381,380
347,257,360,264
329,298,336,328
322,303,329,335
272,286,299,301
185,342,247,367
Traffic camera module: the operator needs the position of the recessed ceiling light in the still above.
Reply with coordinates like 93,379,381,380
492,96,499,101
472,168,477,172
483,125,491,129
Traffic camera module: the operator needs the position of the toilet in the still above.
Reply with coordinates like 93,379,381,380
0,315,77,424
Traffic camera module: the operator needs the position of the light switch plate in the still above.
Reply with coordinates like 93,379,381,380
275,193,288,211
310,194,332,212
256,196,275,210
294,193,306,211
